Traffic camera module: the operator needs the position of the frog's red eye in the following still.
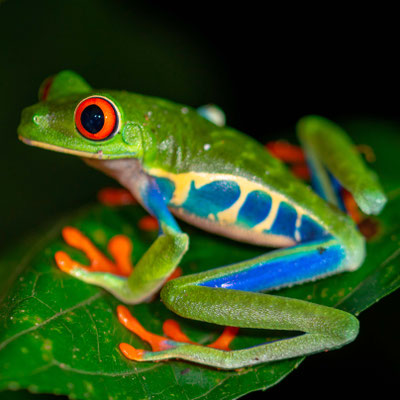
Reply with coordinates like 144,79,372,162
75,97,119,141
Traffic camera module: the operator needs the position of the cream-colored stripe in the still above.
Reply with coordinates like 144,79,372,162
19,137,101,158
294,211,303,242
251,196,281,233
148,168,315,236
217,187,248,224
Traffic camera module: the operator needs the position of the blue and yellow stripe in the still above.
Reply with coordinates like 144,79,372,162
150,169,328,245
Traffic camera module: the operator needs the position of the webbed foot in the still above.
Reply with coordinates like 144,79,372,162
55,226,182,302
56,226,133,276
266,140,367,225
117,305,239,362
55,226,140,301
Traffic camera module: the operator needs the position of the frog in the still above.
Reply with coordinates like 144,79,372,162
17,70,387,369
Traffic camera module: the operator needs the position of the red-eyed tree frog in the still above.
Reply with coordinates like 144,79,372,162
17,70,387,369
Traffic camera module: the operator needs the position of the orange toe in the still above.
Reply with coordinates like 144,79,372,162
342,189,363,224
58,226,134,276
117,305,170,352
61,226,114,270
163,319,193,343
166,267,182,282
266,141,305,163
208,326,239,351
290,163,310,180
54,251,76,274
108,235,134,276
61,226,87,248
119,343,145,360
163,318,239,350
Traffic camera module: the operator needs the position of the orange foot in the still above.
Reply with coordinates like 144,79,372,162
97,187,137,206
117,305,239,361
55,226,181,287
163,319,238,350
266,140,310,181
55,226,134,277
266,140,371,227
266,140,306,163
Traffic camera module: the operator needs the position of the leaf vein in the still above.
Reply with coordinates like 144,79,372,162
0,292,103,351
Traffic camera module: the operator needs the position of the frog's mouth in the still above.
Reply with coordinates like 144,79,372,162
18,136,105,159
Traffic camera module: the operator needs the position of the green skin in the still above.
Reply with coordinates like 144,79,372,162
18,71,387,369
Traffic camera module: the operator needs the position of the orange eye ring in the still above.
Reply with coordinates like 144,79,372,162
75,97,119,141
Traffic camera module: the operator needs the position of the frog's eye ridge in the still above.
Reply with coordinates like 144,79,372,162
75,97,119,141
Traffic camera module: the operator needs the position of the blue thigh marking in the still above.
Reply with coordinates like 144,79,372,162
328,171,346,212
299,215,326,242
307,156,346,212
308,156,327,201
200,238,344,292
182,180,241,219
268,202,297,239
237,190,272,228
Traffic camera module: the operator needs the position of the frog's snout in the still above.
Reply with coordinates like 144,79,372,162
18,104,49,140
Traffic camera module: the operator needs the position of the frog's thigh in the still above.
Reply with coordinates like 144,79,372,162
178,237,347,293
136,301,358,369
158,243,358,369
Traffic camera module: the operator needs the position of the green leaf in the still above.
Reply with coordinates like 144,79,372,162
1,119,400,400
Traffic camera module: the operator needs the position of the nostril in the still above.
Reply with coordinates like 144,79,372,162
33,114,47,127
19,105,49,133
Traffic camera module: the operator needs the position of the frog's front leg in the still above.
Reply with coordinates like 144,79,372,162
118,237,359,369
56,176,188,304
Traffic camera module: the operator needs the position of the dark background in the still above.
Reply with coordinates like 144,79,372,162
0,0,399,398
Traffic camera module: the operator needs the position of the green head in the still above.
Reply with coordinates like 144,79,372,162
18,70,144,159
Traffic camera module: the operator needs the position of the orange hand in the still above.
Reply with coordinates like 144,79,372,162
55,226,133,277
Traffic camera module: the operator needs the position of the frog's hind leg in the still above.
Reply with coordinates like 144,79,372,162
117,305,238,361
120,289,359,369
297,116,387,215
118,237,359,368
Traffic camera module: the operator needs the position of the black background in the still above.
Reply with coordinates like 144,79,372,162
0,0,399,398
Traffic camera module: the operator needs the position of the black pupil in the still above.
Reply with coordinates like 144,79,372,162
81,104,104,134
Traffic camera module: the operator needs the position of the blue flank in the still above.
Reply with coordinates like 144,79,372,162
299,215,326,242
155,177,175,203
200,238,344,292
237,190,272,228
181,180,241,219
153,175,328,246
142,179,181,233
268,202,297,239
